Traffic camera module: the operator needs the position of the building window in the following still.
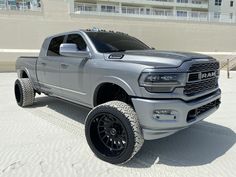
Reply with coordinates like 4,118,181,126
0,0,41,11
214,12,221,19
177,11,187,17
122,6,139,14
230,1,234,7
215,0,222,6
192,0,202,4
177,0,188,3
101,5,116,13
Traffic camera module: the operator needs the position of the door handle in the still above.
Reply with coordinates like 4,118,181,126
61,63,69,69
41,62,47,66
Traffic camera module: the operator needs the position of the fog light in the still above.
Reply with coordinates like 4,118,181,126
153,109,177,121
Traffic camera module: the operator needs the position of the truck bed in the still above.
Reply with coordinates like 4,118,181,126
16,56,39,86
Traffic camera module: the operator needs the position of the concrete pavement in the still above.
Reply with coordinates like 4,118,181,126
0,71,235,177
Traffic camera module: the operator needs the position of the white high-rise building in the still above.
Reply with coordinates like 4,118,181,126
0,0,235,23
71,0,236,23
72,0,209,21
209,0,236,22
0,0,41,11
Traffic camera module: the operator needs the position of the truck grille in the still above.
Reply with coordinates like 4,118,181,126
184,78,218,96
187,99,221,122
188,62,219,72
184,61,219,96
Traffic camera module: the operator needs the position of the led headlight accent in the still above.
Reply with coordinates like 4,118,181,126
145,74,178,83
140,73,181,86
139,72,184,93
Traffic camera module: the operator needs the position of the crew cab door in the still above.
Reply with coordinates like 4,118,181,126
59,33,90,104
37,35,65,95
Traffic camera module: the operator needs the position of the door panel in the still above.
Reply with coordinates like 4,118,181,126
36,57,45,84
38,35,65,95
59,33,89,104
41,56,61,94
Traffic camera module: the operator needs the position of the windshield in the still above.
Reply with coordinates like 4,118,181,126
86,32,150,53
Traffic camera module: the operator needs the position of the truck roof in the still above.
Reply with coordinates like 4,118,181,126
46,28,128,39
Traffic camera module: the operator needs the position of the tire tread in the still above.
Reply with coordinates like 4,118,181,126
90,101,144,164
16,78,34,107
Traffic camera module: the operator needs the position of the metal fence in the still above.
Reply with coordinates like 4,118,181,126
220,58,236,78
0,0,41,11
74,2,236,24
220,58,236,70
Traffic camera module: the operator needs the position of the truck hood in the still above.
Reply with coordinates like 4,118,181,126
105,50,214,68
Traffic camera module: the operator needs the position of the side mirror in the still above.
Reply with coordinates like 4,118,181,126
59,43,91,58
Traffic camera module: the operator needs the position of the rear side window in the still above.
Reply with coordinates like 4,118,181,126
47,35,65,56
66,34,87,51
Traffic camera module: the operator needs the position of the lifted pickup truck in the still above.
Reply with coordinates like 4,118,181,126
15,28,221,164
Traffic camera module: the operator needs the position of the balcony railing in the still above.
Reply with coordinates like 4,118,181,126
73,3,236,24
0,0,41,12
131,0,208,4
91,0,208,8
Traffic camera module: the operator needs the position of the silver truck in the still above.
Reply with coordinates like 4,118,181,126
15,28,221,164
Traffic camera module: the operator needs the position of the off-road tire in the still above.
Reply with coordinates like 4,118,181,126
14,78,35,107
85,101,144,164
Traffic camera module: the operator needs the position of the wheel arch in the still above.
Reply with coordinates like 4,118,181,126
92,77,136,107
18,68,30,79
17,68,37,91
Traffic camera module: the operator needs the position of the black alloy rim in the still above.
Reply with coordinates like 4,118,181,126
91,113,128,157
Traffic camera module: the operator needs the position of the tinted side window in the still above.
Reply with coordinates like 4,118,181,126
66,34,87,51
47,35,65,56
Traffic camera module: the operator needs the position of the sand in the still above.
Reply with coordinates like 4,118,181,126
0,71,235,177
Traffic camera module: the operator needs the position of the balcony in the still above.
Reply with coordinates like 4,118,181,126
175,0,208,8
73,3,236,24
0,0,41,12
90,0,208,9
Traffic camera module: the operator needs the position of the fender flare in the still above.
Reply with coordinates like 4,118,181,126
18,68,35,87
92,76,136,107
19,68,30,79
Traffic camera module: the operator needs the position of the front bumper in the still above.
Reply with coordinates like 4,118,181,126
132,89,221,140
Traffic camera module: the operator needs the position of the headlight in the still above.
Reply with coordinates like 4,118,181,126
139,73,184,93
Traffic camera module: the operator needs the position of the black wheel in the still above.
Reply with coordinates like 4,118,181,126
85,101,144,164
14,78,35,107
